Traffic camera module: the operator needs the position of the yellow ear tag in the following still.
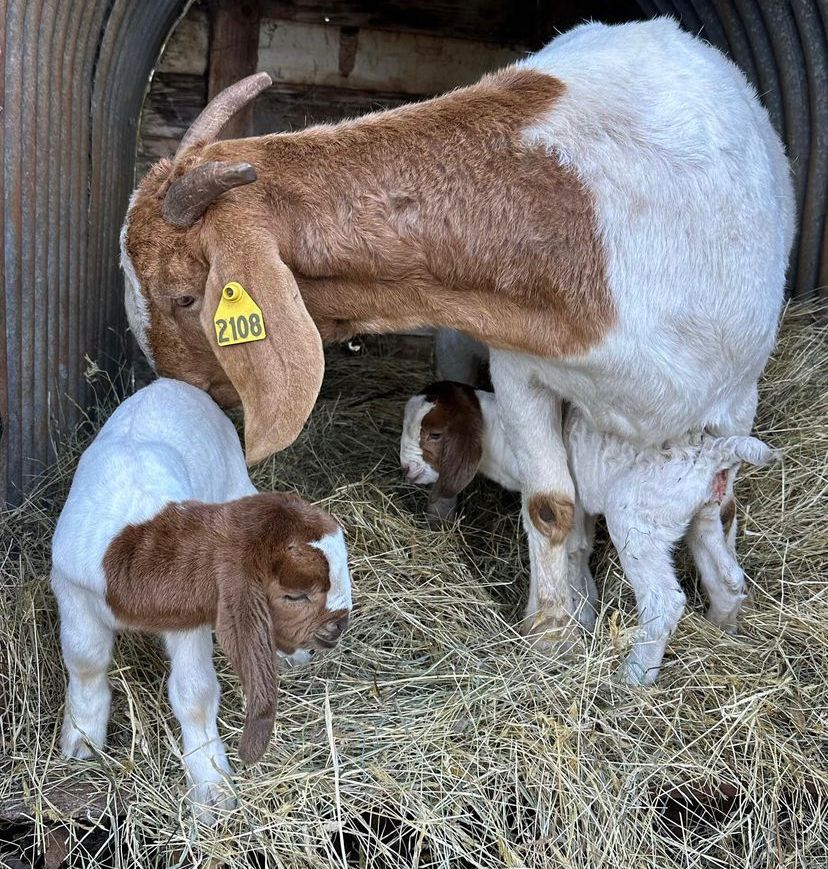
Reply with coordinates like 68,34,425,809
213,282,267,347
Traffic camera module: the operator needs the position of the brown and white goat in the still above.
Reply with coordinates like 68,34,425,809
120,19,793,651
51,378,351,822
401,382,779,682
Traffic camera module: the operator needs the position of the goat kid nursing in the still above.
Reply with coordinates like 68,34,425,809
51,379,351,820
401,382,778,683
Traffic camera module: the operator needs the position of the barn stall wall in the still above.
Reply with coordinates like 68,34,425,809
1,0,184,505
2,0,827,505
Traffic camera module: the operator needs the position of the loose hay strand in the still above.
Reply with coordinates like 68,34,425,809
1,307,827,867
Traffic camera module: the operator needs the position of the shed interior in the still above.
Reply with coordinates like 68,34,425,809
1,4,827,866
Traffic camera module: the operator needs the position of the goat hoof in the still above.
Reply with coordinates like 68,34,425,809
190,782,237,825
521,609,581,655
618,655,660,686
426,495,457,523
60,727,98,760
572,600,597,632
705,598,746,635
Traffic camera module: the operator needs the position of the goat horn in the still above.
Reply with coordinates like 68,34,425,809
162,161,257,227
176,71,272,156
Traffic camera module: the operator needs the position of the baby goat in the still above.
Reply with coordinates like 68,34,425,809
401,382,777,683
51,378,351,820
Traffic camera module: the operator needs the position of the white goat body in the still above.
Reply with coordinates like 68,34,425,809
51,378,351,821
402,384,778,682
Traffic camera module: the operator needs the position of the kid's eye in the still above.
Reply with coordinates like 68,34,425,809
283,593,310,603
428,432,443,441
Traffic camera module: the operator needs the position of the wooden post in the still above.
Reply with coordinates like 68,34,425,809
208,0,262,139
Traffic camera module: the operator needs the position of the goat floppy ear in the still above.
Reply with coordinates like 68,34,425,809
200,230,324,464
214,574,278,763
434,420,482,498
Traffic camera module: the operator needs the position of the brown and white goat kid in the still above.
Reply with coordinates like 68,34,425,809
401,382,779,683
120,19,793,651
51,379,351,821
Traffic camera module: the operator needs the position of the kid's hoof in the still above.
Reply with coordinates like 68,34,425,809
522,609,581,655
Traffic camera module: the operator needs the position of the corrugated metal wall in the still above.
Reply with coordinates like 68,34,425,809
1,0,184,504
639,0,828,299
1,0,826,504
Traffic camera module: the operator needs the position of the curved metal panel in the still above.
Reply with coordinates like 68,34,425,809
1,0,185,503
791,0,827,298
734,0,784,136
757,0,810,291
639,0,827,300
1,0,826,502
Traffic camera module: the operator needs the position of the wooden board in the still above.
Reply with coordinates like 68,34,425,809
254,80,413,131
208,0,262,139
260,0,555,48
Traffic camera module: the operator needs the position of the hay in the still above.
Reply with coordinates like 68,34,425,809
1,307,826,868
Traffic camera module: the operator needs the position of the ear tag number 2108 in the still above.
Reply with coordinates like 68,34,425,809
213,282,267,347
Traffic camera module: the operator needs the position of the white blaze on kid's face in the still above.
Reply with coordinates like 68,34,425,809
400,396,439,485
310,527,352,614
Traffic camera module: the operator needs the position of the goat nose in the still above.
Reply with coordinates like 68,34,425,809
334,614,350,636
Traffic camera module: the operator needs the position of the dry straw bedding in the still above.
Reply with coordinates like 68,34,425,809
0,308,826,868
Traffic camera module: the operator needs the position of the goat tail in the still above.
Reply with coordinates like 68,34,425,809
714,435,781,469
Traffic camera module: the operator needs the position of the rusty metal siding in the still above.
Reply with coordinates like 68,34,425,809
1,0,183,504
1,0,826,504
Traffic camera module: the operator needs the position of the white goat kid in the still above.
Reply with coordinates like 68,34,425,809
401,382,779,683
51,378,351,821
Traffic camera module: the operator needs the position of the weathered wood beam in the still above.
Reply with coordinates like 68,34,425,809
140,74,412,166
259,0,549,48
208,0,262,139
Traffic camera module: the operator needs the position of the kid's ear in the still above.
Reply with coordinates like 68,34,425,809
215,575,278,763
434,423,482,498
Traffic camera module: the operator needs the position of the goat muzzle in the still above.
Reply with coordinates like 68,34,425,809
314,614,350,648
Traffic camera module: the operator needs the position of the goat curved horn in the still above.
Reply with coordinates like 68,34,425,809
162,161,257,227
176,71,272,156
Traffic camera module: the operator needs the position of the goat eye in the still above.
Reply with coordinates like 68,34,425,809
427,431,443,441
175,295,195,308
283,592,310,603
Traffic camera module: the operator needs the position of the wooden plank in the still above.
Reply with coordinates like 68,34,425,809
139,74,412,167
259,0,552,48
157,7,209,75
257,20,520,95
0,780,119,823
253,81,413,131
137,72,206,174
260,0,644,47
208,0,262,139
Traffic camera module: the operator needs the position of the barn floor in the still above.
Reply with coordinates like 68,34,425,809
1,309,826,868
